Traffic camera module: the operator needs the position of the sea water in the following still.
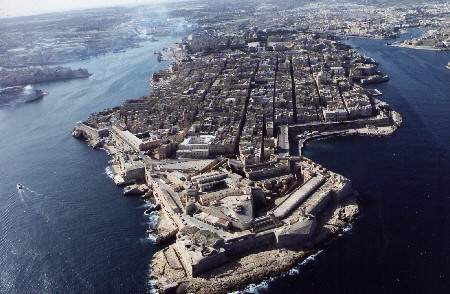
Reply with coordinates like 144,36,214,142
270,29,450,294
0,36,179,294
1,28,448,294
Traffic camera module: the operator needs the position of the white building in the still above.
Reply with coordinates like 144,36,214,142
176,135,215,158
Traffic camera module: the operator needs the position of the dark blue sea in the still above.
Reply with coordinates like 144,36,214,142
264,29,450,294
0,37,180,294
0,29,449,294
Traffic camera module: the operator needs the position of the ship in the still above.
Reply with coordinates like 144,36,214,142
0,86,47,107
360,75,390,85
17,183,24,190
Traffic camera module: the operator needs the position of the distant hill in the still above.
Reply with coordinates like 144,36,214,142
337,0,448,4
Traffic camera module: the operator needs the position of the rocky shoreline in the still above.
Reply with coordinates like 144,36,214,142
70,12,405,293
150,193,359,294
71,120,366,294
71,86,401,294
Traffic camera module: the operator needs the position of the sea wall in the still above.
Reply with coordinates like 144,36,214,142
224,231,275,256
71,122,109,148
289,114,390,135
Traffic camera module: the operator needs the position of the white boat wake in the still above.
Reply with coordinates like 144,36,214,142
16,183,52,223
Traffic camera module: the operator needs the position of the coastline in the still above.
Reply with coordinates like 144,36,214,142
387,43,450,51
2,2,449,293
146,114,400,293
341,34,398,40
73,117,399,293
150,192,359,294
72,28,403,294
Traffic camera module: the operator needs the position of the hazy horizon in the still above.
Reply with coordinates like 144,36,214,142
0,0,189,18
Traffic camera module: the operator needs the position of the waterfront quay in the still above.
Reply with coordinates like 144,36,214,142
73,27,402,293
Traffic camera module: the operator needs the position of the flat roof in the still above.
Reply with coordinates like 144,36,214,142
273,176,324,219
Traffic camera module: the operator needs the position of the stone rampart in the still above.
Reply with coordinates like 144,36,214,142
224,231,275,256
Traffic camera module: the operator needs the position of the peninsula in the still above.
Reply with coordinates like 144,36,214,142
0,67,91,87
73,31,401,294
70,0,450,293
388,27,450,51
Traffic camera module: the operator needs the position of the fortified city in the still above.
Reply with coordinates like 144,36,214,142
71,0,448,293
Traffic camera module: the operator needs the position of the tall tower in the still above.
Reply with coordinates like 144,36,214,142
260,116,266,162
185,184,198,215
348,68,354,87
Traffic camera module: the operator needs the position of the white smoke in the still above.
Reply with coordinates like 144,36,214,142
22,85,34,95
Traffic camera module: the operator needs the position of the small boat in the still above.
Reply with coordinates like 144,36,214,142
17,183,24,189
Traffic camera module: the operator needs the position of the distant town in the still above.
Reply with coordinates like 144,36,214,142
0,1,448,68
389,27,450,50
0,5,195,105
0,6,193,67
0,67,91,87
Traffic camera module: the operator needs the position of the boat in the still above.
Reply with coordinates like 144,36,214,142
366,88,383,96
360,75,390,85
0,86,46,107
17,183,24,189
